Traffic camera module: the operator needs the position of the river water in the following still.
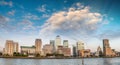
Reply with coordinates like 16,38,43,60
0,58,120,65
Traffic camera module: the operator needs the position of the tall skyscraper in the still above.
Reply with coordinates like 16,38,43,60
4,40,19,56
72,45,77,57
50,40,55,53
63,40,69,48
14,42,19,53
55,35,61,50
103,39,113,57
76,41,84,56
35,39,42,54
76,41,84,50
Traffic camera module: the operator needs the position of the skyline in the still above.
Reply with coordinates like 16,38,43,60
0,0,120,51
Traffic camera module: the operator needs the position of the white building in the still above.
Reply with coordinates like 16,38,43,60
63,40,69,48
55,35,61,50
76,41,84,50
21,46,35,55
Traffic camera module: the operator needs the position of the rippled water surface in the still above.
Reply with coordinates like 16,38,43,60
0,58,120,65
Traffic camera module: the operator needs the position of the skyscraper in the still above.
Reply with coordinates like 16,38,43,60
55,35,61,50
63,40,69,48
72,45,77,57
76,41,84,56
76,41,84,50
5,40,14,56
35,39,42,54
4,40,19,56
50,40,55,53
103,39,113,57
14,42,19,53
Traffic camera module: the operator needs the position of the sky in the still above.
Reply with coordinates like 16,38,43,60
0,0,120,52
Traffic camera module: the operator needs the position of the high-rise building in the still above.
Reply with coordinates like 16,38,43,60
55,35,61,50
4,40,19,56
35,39,42,54
103,39,113,57
5,40,14,56
63,40,69,48
14,42,19,53
76,41,84,56
76,41,84,50
50,40,55,53
72,45,77,57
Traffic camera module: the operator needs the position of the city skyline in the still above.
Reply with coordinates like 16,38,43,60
0,0,120,51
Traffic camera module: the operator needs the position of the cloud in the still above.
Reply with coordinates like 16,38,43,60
7,10,15,16
98,30,120,39
40,3,103,39
0,15,10,28
23,13,40,20
42,14,50,18
19,19,35,30
0,1,13,7
37,4,46,12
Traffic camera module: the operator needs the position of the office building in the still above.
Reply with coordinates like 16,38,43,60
35,39,42,54
55,35,61,50
103,39,113,57
63,40,69,48
50,40,55,53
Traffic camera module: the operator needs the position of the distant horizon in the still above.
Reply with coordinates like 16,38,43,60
0,0,120,52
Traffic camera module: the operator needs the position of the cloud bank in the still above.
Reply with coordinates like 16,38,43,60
40,3,103,39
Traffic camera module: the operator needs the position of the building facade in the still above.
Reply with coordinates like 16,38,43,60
50,40,55,53
55,35,61,50
4,40,19,56
63,40,69,48
103,39,114,57
42,44,53,56
21,46,35,55
35,39,42,54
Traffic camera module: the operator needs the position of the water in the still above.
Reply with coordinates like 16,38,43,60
0,58,120,65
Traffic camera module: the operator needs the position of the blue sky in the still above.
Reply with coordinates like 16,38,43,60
0,0,120,51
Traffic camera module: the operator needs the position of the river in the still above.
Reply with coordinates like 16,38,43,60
0,58,120,65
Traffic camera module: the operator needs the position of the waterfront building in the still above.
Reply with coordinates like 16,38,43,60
14,42,19,53
21,46,35,55
57,45,63,54
63,40,69,48
4,40,19,56
63,47,71,56
76,41,84,56
95,46,102,57
55,35,61,50
35,39,42,54
72,45,77,57
42,44,53,56
84,49,91,57
103,39,114,57
76,41,84,50
50,40,55,53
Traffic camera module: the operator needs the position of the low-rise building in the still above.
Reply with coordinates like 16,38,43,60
21,46,35,55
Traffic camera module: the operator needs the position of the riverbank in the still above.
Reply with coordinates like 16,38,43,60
0,56,118,59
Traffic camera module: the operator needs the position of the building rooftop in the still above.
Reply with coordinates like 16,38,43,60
21,46,36,48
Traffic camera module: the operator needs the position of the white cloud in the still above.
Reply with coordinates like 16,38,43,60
19,19,35,30
42,14,50,18
0,1,13,7
37,4,46,12
7,10,15,16
23,13,40,20
40,3,103,38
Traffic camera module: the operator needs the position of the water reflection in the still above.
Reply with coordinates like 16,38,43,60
0,58,120,65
